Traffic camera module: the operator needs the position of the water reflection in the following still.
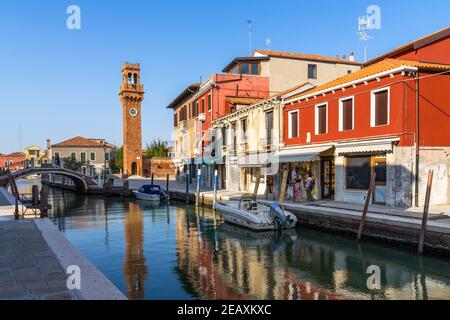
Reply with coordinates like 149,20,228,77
175,207,450,300
124,202,148,300
43,185,450,300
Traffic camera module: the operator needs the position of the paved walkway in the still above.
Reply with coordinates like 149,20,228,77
0,220,78,300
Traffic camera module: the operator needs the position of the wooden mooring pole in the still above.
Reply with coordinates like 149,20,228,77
151,174,154,185
357,172,376,241
39,185,49,218
213,170,218,206
14,197,19,220
418,170,434,255
278,167,289,203
196,169,201,206
252,168,261,201
166,174,170,192
185,171,190,204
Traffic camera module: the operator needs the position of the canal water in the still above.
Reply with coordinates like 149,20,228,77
17,180,450,300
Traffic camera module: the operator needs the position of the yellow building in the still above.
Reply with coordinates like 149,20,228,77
23,145,44,168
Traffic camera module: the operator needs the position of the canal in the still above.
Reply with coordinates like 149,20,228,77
18,180,450,300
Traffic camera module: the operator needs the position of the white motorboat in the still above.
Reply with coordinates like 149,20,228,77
133,185,169,202
213,197,297,231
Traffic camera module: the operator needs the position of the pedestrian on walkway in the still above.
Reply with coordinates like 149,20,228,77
306,171,315,202
294,177,303,202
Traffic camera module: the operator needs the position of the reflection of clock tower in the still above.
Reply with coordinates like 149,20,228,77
119,63,144,177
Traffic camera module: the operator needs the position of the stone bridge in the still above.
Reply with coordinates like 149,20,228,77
0,167,98,192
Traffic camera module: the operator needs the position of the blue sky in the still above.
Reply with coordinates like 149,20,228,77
0,0,448,153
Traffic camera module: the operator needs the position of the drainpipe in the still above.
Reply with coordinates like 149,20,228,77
415,71,420,207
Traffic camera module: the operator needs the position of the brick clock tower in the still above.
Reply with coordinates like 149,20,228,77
119,63,145,177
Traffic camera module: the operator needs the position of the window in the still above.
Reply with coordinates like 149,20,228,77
221,127,227,147
250,63,259,75
339,97,354,131
315,104,328,135
54,152,60,159
90,152,96,161
371,88,389,127
105,152,110,161
288,110,299,138
308,64,317,79
201,98,205,113
80,152,86,163
347,70,352,74
266,111,274,145
208,94,212,111
241,118,247,141
346,156,371,190
240,63,249,74
196,101,200,115
191,102,197,117
232,123,237,151
173,113,178,127
71,152,76,160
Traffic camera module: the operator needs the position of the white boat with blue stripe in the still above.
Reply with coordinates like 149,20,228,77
213,197,297,231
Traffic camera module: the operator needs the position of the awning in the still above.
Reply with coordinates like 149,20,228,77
335,138,398,155
237,152,270,167
273,145,334,163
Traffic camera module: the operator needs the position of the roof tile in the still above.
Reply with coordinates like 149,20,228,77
254,49,362,66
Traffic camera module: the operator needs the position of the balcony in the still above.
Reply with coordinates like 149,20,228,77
198,113,206,122
119,83,144,93
179,120,188,133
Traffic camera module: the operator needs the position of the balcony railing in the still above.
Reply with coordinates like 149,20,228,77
120,83,144,93
179,120,188,132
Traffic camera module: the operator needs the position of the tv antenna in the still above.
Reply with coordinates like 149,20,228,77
266,38,272,50
247,19,252,55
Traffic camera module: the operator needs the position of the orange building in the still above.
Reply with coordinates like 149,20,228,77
120,63,144,177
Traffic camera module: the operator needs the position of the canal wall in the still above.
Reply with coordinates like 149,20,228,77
34,219,127,300
168,190,450,257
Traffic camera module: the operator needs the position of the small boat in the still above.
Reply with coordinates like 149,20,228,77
213,197,297,231
133,185,169,202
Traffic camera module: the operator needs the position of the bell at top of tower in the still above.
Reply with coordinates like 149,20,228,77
120,62,144,94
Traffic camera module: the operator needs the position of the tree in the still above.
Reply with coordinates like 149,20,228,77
112,146,123,173
143,139,169,159
63,157,82,172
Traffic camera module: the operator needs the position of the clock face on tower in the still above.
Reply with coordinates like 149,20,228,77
129,108,138,117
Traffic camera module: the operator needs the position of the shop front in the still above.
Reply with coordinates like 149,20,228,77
272,145,335,202
334,138,399,206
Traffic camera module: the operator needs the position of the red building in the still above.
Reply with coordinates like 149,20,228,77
0,152,26,171
280,27,450,207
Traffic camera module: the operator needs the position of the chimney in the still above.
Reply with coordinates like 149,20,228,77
46,139,51,150
349,52,355,62
341,54,347,60
336,54,340,59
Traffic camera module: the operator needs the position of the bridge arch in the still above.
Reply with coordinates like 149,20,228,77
0,168,91,193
